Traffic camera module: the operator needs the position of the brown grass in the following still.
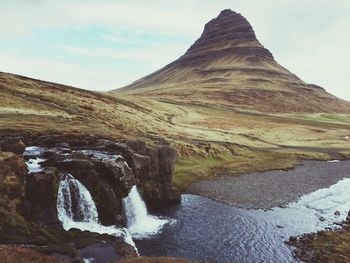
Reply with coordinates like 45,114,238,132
1,71,349,189
0,245,64,263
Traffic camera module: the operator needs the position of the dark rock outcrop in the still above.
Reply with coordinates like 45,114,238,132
42,151,136,226
127,140,181,210
24,168,61,227
0,151,138,261
0,153,26,214
0,138,26,154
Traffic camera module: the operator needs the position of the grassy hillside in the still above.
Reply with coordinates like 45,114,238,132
1,71,350,191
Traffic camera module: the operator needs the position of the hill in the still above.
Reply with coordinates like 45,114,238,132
1,70,350,191
117,9,350,113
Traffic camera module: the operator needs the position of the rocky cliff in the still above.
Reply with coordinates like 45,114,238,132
117,9,350,113
0,134,180,261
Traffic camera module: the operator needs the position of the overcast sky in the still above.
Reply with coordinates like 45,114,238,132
1,0,349,100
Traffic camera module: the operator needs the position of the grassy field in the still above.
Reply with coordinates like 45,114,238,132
1,72,350,191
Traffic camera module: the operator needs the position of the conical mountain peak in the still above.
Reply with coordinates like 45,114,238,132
183,9,273,62
116,10,350,114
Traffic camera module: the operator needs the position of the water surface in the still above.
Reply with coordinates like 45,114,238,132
136,178,350,263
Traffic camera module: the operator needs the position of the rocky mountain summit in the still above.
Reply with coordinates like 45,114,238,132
118,9,350,113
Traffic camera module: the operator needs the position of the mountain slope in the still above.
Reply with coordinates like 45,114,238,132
116,9,350,113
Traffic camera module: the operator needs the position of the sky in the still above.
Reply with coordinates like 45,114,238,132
1,0,349,100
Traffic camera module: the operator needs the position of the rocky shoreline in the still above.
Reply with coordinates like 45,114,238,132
287,211,350,263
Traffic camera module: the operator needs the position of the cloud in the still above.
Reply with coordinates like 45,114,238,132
0,52,134,90
0,0,349,99
58,43,187,68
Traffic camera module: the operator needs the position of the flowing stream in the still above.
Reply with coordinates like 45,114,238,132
136,177,350,263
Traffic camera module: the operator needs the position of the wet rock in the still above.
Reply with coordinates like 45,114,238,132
1,138,26,154
113,238,138,258
319,216,326,222
347,210,350,221
289,236,297,242
334,210,341,216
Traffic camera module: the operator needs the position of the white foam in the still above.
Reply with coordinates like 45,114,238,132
26,157,46,173
57,174,137,250
123,186,169,239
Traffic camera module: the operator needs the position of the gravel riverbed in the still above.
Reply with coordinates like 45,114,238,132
188,160,350,209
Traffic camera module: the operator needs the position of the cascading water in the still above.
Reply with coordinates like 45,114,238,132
57,174,98,228
56,174,136,249
123,186,169,239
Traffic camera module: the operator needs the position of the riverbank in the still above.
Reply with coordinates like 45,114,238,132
287,215,350,262
188,160,350,209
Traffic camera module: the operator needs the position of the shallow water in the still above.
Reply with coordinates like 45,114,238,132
136,178,350,263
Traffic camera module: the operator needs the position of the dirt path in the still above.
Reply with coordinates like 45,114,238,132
188,160,350,209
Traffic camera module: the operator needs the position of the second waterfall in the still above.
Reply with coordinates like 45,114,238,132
123,186,169,239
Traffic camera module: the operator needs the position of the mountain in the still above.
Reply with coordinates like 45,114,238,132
116,9,350,113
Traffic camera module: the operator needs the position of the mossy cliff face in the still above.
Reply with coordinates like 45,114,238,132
0,152,26,214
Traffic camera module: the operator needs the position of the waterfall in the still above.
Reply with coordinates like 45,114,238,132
123,186,168,239
57,174,98,227
56,174,137,250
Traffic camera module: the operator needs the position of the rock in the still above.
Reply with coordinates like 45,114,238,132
132,153,151,180
334,210,341,216
42,151,136,226
0,153,27,213
289,236,297,242
136,143,181,210
1,138,26,154
319,217,326,222
347,210,350,221
126,140,147,155
23,168,61,227
38,242,78,258
113,238,138,258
